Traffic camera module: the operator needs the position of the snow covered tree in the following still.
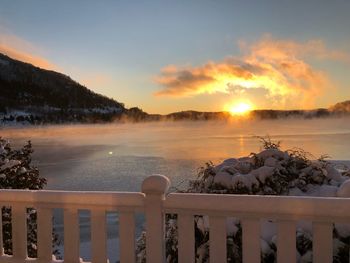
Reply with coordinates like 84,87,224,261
0,138,59,257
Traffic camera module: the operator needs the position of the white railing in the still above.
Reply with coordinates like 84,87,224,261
0,174,349,263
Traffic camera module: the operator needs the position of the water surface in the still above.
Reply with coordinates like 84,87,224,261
2,118,350,191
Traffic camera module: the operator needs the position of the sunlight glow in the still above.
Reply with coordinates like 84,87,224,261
227,102,253,116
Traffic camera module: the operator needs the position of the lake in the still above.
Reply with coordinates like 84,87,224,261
2,118,350,192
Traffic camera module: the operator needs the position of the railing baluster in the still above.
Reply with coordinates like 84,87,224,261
209,216,226,263
12,205,27,260
37,207,53,261
313,221,333,263
0,207,3,256
277,220,296,263
242,218,260,263
119,211,135,263
178,214,194,263
91,209,107,263
64,208,80,263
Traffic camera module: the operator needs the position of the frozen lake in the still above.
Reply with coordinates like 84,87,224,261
2,118,350,262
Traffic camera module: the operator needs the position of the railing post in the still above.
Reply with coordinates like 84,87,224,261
141,175,170,263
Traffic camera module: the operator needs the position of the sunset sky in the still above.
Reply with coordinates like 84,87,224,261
1,0,350,114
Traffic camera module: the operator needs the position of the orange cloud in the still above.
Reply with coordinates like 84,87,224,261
154,36,347,109
0,31,57,70
244,36,350,63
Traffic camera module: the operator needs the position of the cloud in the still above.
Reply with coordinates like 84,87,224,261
227,84,269,96
155,59,262,97
0,30,57,70
155,68,215,96
243,36,350,63
154,35,347,108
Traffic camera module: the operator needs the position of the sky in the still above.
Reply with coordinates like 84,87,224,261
0,0,350,114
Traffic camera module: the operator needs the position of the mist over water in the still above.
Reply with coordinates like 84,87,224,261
2,118,350,191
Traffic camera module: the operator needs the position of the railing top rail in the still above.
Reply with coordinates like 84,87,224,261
0,189,145,208
164,193,350,221
1,186,349,220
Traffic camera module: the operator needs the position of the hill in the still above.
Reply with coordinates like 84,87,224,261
0,53,127,123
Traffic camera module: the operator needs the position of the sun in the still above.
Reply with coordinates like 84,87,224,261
228,102,253,116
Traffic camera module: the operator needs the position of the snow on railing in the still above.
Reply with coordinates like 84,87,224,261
0,174,350,263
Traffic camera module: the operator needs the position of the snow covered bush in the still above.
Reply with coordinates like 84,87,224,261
0,138,59,257
136,136,350,262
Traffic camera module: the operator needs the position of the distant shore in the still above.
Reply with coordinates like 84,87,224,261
2,108,350,126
